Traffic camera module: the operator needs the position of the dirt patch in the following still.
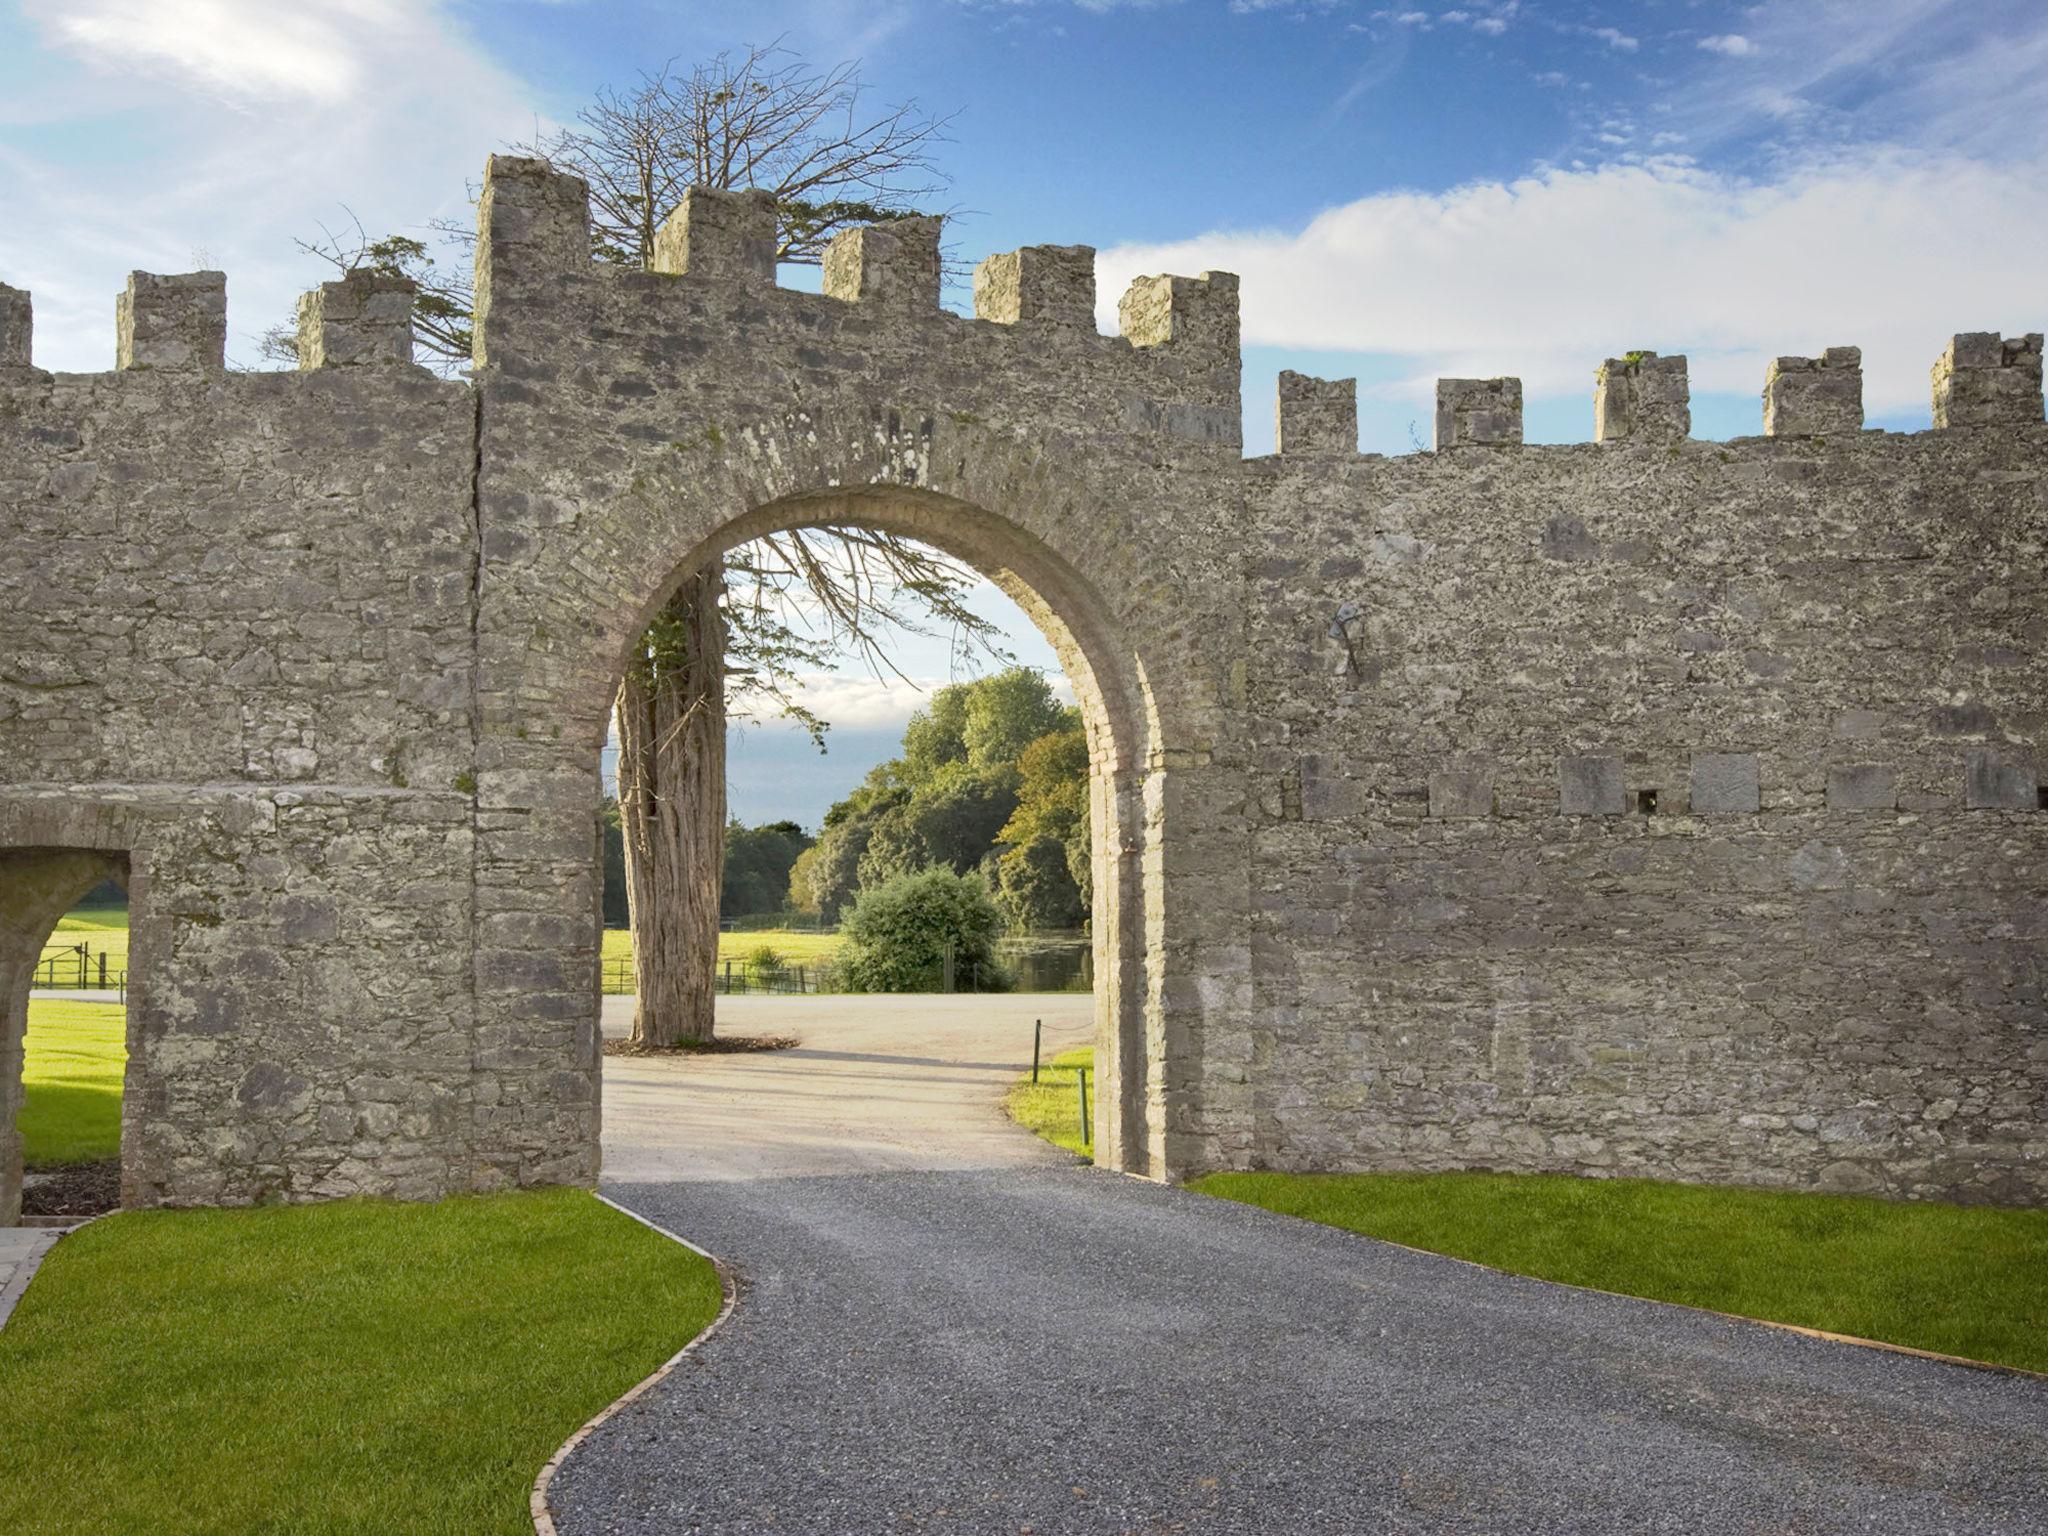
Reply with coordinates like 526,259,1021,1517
21,1158,120,1217
604,1035,800,1058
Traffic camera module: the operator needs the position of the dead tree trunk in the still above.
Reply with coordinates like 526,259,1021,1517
617,564,727,1047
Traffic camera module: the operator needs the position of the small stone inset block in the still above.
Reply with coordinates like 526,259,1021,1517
1931,332,2044,429
823,216,942,310
0,282,29,367
1594,352,1690,443
1763,348,1862,437
652,186,777,284
1965,748,2037,810
1559,755,1625,816
116,270,226,371
1827,764,1896,812
973,244,1095,329
1428,762,1494,819
1276,371,1357,455
1691,753,1760,814
1435,377,1523,449
295,271,415,368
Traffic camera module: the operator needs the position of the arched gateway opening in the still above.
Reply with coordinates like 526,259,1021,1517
2,847,134,1225
584,485,1165,1176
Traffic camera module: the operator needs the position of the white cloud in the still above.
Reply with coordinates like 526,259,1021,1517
733,670,1073,729
1588,26,1638,52
27,0,415,106
2,1,539,371
1094,152,2048,416
1697,34,1758,58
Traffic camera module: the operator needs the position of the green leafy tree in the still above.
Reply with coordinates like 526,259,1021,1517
963,668,1071,768
995,835,1087,931
722,820,813,919
838,867,1011,993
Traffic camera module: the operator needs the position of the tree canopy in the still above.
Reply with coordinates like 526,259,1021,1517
793,667,1090,930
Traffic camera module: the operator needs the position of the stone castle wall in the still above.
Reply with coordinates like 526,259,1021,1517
0,159,2040,1219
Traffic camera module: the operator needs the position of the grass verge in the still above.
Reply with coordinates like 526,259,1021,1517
1195,1169,2048,1374
0,1188,723,1535
20,998,126,1165
1005,1044,1095,1159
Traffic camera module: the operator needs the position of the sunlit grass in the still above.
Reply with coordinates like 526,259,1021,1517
20,998,125,1165
602,926,845,968
1197,1169,2048,1374
0,1189,723,1535
1005,1044,1095,1158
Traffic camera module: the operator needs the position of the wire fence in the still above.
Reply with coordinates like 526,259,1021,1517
602,936,1093,997
32,941,127,996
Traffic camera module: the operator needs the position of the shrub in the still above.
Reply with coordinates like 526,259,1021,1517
838,867,1011,993
744,944,785,978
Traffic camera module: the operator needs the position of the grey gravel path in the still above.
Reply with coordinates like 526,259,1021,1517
551,1000,2048,1535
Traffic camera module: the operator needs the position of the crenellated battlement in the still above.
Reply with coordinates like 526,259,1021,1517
116,270,226,371
296,270,417,370
1932,331,2044,428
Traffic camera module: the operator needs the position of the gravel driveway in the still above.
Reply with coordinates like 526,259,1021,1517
550,995,2048,1535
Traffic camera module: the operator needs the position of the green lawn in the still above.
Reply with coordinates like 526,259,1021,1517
603,926,844,969
20,999,126,1165
1196,1169,2048,1374
0,1189,723,1535
1005,1045,1095,1159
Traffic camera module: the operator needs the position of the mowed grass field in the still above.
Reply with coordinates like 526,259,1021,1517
602,926,844,969
0,1190,724,1536
20,998,126,1165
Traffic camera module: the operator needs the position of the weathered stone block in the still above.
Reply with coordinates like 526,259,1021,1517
1276,371,1357,456
1966,748,2037,810
1118,271,1239,358
1826,764,1895,812
823,216,942,310
1429,762,1494,819
1763,348,1861,436
1691,753,1760,814
1931,332,2044,428
296,271,415,368
973,244,1094,329
1559,755,1625,816
1435,377,1522,448
651,186,777,284
0,283,28,368
116,271,226,371
1594,352,1689,443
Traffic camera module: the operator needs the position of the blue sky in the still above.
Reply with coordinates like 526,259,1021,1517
6,0,2046,824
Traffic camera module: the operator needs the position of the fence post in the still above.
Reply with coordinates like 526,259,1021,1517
942,942,956,994
1076,1067,1090,1149
1032,1018,1042,1083
98,952,107,989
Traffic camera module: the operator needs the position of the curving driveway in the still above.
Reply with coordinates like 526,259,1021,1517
551,995,2048,1535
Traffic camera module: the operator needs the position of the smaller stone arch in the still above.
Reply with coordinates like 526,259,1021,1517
1,844,132,1224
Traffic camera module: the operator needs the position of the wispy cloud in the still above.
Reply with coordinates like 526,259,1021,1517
3,0,539,371
1697,34,1758,58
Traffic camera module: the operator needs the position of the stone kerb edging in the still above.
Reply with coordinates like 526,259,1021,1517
530,1196,739,1536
